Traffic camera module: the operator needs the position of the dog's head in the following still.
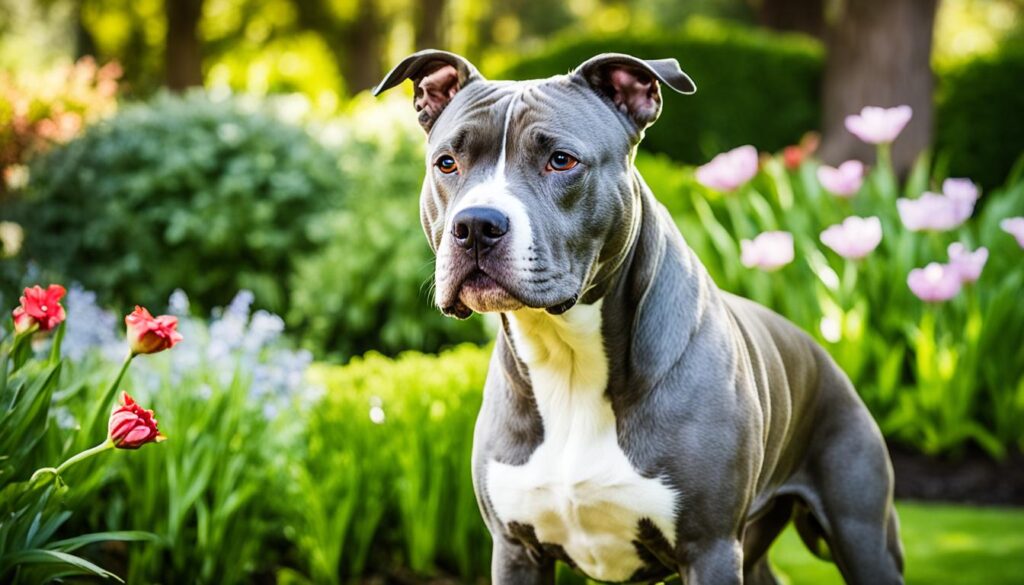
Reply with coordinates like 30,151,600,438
375,50,695,318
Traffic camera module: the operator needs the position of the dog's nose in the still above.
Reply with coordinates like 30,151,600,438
451,206,509,251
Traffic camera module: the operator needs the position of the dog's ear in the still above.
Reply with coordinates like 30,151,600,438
374,49,483,133
575,53,695,132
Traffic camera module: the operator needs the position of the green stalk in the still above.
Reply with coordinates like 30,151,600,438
31,438,115,483
88,351,135,439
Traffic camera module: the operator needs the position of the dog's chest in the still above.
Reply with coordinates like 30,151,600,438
486,304,678,582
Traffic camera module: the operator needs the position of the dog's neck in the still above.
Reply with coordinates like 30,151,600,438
500,169,720,403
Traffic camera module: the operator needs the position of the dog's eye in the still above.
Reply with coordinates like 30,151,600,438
435,155,459,174
547,151,579,172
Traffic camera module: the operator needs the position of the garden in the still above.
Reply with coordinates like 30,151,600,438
1,0,1024,583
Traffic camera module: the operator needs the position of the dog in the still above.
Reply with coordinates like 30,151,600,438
374,49,904,585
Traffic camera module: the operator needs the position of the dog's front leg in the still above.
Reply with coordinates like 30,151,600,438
491,536,555,585
680,538,744,585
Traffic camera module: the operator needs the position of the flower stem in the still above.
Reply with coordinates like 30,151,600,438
89,351,134,439
31,439,114,483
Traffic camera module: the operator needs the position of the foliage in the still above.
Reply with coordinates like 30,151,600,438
639,149,1024,457
293,343,492,582
499,17,824,164
288,95,490,360
50,289,316,584
936,48,1024,190
9,91,345,315
0,320,154,584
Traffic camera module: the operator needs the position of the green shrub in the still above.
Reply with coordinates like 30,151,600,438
10,91,345,314
287,96,489,360
936,49,1024,190
296,344,492,582
497,17,823,163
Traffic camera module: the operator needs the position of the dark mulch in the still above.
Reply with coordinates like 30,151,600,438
889,443,1024,506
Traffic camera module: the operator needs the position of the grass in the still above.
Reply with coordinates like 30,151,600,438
770,502,1024,585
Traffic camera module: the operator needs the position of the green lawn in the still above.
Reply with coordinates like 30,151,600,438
770,502,1024,585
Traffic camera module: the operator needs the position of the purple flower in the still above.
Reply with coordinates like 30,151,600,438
907,262,962,302
820,216,883,259
845,105,913,145
947,243,988,283
695,145,759,192
1000,217,1024,248
816,160,864,198
740,231,794,271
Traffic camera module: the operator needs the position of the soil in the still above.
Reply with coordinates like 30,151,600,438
889,443,1024,506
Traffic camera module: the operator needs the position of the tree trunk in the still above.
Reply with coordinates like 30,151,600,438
414,0,446,50
756,0,824,39
818,0,939,174
337,0,384,94
164,0,205,91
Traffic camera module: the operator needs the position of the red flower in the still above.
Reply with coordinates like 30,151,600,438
108,392,165,449
783,145,805,170
125,306,183,355
12,284,66,334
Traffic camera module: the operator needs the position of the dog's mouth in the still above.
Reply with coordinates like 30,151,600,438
441,269,579,318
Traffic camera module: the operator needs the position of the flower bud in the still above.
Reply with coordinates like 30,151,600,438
108,392,165,449
125,305,183,355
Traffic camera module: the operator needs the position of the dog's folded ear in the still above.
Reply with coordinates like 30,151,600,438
575,53,696,132
374,50,483,133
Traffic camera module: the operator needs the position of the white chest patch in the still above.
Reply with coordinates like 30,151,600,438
487,302,678,582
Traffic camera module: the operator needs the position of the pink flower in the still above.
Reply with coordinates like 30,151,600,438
1001,217,1024,247
907,263,962,302
695,145,759,192
896,186,976,232
942,178,980,222
845,105,913,144
12,284,67,334
947,243,988,283
820,216,883,259
740,231,794,271
816,160,865,198
125,306,183,356
108,392,165,449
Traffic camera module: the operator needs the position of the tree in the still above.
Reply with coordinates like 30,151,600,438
164,0,205,91
291,0,385,95
758,0,939,173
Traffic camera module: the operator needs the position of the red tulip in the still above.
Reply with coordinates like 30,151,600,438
12,284,67,334
125,306,183,356
108,392,165,449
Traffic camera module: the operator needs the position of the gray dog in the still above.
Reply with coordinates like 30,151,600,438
374,49,904,585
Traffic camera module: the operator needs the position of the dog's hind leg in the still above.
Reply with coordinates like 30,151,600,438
803,358,905,585
741,496,793,585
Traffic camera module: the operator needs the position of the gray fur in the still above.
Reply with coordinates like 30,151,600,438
377,51,904,584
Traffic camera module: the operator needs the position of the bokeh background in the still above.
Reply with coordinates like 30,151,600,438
1,1,1023,584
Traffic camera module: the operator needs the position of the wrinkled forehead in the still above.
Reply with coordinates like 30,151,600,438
426,76,630,159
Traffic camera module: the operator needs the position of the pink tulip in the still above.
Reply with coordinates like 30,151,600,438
897,193,964,232
907,263,962,302
820,216,882,259
740,231,794,271
947,243,988,283
942,178,980,222
695,145,759,192
816,160,865,198
845,105,913,144
999,217,1024,248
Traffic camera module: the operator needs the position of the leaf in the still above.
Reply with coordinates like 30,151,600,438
47,531,160,553
1,548,123,582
